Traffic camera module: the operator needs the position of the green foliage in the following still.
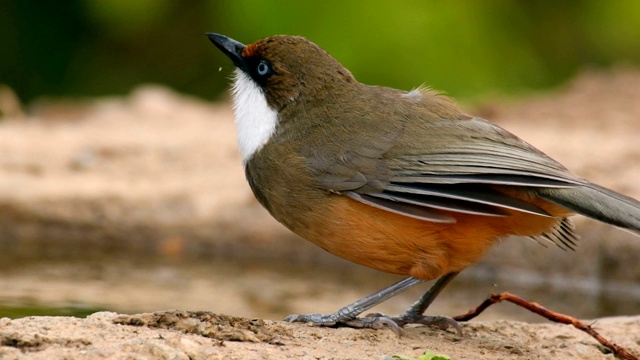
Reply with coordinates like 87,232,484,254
419,350,452,360
2,0,640,103
0,304,105,319
390,355,414,360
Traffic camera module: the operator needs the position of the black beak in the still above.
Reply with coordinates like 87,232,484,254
207,33,246,69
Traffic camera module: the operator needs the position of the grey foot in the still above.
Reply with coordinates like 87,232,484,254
368,312,462,336
285,313,401,336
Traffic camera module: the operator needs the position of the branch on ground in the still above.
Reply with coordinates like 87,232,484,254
453,292,639,360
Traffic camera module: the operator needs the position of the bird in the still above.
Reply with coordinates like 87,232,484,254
206,33,640,334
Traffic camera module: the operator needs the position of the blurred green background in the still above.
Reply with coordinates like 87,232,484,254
2,0,640,104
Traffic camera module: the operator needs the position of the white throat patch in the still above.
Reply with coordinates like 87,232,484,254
230,69,279,163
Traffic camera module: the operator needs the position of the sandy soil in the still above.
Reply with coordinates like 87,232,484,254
1,311,639,359
0,68,639,358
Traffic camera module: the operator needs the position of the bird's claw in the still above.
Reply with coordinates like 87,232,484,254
285,313,402,336
285,311,461,337
346,315,402,336
415,315,462,336
284,313,338,326
377,312,463,336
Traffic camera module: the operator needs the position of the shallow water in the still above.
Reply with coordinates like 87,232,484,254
1,256,639,322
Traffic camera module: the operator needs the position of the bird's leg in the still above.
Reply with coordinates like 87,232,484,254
388,272,462,335
285,276,424,334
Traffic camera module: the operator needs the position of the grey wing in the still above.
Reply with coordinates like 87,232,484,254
309,116,586,224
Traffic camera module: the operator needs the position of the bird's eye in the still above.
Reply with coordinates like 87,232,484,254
256,60,271,76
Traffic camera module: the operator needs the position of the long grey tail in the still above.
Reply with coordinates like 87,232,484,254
535,183,640,236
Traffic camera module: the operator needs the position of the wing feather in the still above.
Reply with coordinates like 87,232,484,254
307,112,585,223
345,192,456,223
383,183,553,217
368,191,510,217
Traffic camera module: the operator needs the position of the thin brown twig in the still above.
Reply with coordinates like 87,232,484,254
453,292,639,360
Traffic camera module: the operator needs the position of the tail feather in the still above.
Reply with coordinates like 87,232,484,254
536,184,640,236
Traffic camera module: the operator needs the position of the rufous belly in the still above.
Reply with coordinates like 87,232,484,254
292,193,572,280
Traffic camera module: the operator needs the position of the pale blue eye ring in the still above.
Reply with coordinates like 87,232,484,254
257,61,269,76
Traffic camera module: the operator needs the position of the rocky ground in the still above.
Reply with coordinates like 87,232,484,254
2,311,639,359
